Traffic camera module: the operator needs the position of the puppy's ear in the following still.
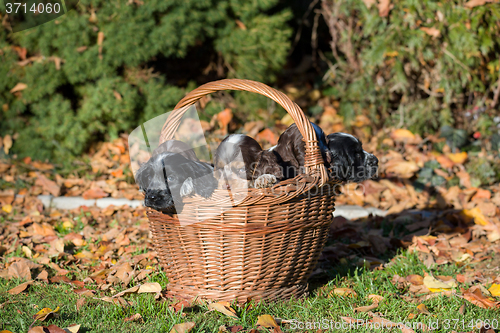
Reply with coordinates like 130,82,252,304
180,177,195,197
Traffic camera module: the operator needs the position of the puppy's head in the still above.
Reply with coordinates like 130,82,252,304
152,140,200,161
214,134,263,190
326,133,378,182
135,152,217,212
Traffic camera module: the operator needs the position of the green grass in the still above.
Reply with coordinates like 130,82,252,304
1,250,498,333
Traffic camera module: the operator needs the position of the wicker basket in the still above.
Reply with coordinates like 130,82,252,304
147,79,339,302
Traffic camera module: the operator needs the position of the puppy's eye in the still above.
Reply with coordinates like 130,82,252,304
238,167,246,174
167,175,175,182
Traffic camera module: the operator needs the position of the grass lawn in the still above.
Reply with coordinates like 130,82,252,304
1,250,498,333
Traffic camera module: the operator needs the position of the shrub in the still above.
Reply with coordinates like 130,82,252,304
320,0,500,135
0,0,292,161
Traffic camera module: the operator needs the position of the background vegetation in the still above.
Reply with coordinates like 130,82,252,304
1,0,500,162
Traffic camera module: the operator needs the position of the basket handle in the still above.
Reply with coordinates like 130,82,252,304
159,79,328,185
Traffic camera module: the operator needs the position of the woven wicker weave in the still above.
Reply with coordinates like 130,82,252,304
147,79,339,302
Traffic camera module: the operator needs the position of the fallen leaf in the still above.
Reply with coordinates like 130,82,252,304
35,173,61,197
257,314,281,332
76,298,85,311
256,128,278,146
488,283,500,297
2,135,12,154
82,187,108,200
138,282,162,294
423,275,457,292
2,204,12,213
367,294,384,302
461,207,490,226
406,275,424,285
417,303,432,315
384,160,419,178
420,27,440,38
63,324,81,333
33,306,60,321
8,281,33,295
341,317,364,324
378,0,392,17
46,325,66,333
390,129,415,142
330,288,357,297
7,260,32,280
463,287,500,309
28,327,46,333
169,322,195,333
447,151,467,164
354,302,379,312
209,301,239,319
464,0,496,8
10,83,28,93
124,313,143,322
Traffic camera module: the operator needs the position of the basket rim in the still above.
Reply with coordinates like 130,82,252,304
159,79,329,186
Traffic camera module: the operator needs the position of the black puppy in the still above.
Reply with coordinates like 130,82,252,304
326,133,378,182
135,151,217,212
214,134,283,189
271,122,331,179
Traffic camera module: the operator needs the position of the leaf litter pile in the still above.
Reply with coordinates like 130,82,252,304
1,117,500,332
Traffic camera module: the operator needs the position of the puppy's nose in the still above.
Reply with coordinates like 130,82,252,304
225,184,231,190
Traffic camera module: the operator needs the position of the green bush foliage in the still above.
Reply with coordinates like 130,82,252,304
0,0,292,161
320,0,500,134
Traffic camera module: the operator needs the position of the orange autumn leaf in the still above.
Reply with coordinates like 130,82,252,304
35,173,61,197
463,287,500,309
82,187,108,200
435,155,454,169
256,128,278,145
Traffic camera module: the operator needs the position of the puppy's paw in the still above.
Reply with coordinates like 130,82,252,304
254,174,277,189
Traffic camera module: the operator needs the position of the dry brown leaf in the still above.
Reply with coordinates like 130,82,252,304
76,298,86,311
82,187,108,200
111,285,139,298
28,327,46,333
354,302,379,312
138,282,162,294
46,325,66,333
367,294,384,302
257,314,281,332
378,0,392,17
209,301,239,319
420,27,440,38
10,83,28,93
384,160,419,178
63,324,81,333
8,281,33,295
406,275,424,285
3,135,12,154
464,0,496,8
256,128,278,146
463,287,500,309
330,287,357,297
341,317,364,324
7,260,32,280
124,313,143,322
169,322,195,333
390,129,415,142
35,173,61,197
